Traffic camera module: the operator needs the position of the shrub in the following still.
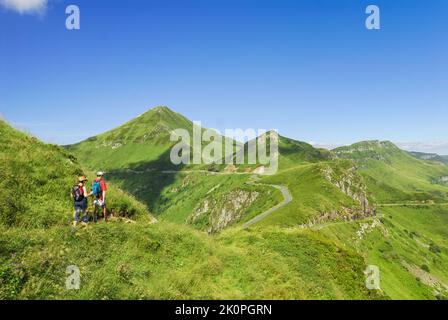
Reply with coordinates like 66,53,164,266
421,264,430,273
429,243,442,254
0,261,26,299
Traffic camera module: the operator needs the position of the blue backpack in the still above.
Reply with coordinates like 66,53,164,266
92,180,102,197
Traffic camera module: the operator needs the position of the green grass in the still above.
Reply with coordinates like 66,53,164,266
0,222,382,300
334,140,448,203
108,170,283,232
3,109,448,300
1,117,383,300
248,160,372,228
0,119,156,299
66,107,189,171
318,205,448,299
0,120,150,228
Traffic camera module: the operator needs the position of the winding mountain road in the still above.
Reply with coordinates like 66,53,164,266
158,169,294,229
242,183,292,229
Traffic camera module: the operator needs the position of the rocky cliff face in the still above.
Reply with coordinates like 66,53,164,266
320,162,374,215
297,162,376,228
189,190,259,233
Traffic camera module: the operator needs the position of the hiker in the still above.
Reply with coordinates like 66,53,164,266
72,176,88,227
92,171,108,222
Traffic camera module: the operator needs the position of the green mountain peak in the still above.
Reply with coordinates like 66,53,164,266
337,140,398,151
333,140,403,161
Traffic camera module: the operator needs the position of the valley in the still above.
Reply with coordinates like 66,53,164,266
1,106,448,300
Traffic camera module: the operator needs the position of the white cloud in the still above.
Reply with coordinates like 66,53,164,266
0,0,47,14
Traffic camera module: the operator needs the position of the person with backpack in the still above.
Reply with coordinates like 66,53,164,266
92,171,108,222
72,176,88,227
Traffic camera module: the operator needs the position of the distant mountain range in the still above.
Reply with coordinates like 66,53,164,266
408,151,448,165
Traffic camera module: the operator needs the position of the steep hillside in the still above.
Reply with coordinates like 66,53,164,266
68,107,368,232
0,119,382,300
5,112,446,300
252,159,375,228
235,132,332,173
277,134,333,168
67,106,192,171
320,205,448,299
334,141,448,203
0,120,149,228
0,221,382,300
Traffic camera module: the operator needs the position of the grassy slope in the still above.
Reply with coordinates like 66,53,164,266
0,120,149,228
109,170,284,232
6,109,447,299
67,106,234,172
250,160,372,228
318,141,448,299
319,205,448,299
236,133,332,172
67,106,192,171
67,106,271,231
0,222,380,300
1,119,380,300
277,135,333,169
334,141,448,203
68,108,357,231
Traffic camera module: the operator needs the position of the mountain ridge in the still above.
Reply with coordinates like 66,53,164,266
408,151,448,165
2,109,448,300
1,117,382,300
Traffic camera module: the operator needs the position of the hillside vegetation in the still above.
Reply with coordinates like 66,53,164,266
320,205,448,299
68,107,366,232
334,141,448,203
0,120,149,228
0,119,381,300
1,220,382,299
3,107,448,300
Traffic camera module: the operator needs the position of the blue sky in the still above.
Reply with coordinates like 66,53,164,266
1,0,447,153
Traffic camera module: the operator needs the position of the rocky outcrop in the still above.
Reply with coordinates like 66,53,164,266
298,162,377,228
189,190,259,233
355,218,388,241
436,176,448,185
321,163,374,215
299,206,375,229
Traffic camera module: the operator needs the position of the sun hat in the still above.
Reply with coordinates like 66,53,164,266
78,176,88,182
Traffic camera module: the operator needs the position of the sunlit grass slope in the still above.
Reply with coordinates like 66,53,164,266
319,205,448,300
1,119,382,300
334,141,448,203
0,221,382,300
0,120,148,228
